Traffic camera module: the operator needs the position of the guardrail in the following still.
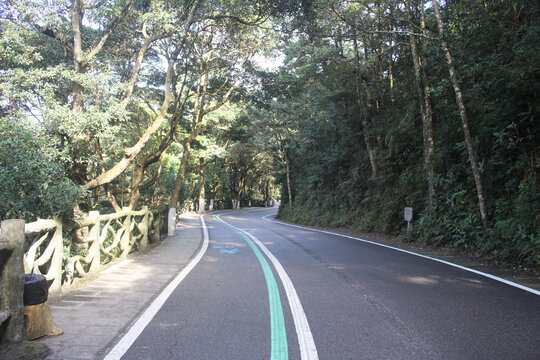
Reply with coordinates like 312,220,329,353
0,206,165,345
23,206,164,295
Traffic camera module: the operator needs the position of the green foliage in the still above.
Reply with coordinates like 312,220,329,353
487,177,540,265
273,0,540,266
0,118,82,221
418,175,484,249
0,0,538,268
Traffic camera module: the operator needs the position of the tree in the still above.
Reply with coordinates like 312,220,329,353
1,0,538,266
432,0,489,228
252,0,539,264
83,0,201,191
168,6,268,210
0,118,80,221
407,0,435,208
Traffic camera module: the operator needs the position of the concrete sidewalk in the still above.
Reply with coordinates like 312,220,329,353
37,213,203,360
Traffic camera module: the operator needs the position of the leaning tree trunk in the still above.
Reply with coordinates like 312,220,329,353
432,0,489,228
284,151,293,214
84,50,178,190
129,113,178,210
82,0,200,191
408,0,436,209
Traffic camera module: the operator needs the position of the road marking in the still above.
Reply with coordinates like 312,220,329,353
214,214,288,360
213,245,245,254
103,216,209,360
263,214,540,296
216,213,319,360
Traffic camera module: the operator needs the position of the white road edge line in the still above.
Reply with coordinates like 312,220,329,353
216,213,319,360
103,216,210,360
263,214,540,296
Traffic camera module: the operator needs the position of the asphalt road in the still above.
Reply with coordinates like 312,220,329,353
119,208,540,360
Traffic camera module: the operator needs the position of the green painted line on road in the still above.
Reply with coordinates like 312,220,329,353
214,214,288,360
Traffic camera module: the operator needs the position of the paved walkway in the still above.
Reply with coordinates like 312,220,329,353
37,213,203,360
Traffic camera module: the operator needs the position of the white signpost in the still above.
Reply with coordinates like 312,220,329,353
404,207,413,232
168,208,176,236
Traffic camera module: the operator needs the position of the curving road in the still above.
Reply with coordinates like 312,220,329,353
114,208,540,360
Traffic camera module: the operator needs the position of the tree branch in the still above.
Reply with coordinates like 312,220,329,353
83,48,180,190
85,0,135,63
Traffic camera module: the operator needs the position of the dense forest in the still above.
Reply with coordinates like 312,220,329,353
0,0,538,266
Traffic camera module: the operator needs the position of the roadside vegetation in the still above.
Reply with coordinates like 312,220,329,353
1,0,538,267
272,0,539,267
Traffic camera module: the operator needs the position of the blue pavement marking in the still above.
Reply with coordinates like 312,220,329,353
221,248,240,254
212,245,245,254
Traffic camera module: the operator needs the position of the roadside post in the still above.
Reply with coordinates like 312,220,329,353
404,207,413,233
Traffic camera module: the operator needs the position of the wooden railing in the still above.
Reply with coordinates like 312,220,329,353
0,207,165,345
23,206,164,295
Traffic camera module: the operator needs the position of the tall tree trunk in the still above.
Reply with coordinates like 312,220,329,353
388,40,395,103
360,35,374,104
284,151,293,214
71,0,135,112
237,176,245,208
264,180,270,206
168,78,205,208
170,142,191,208
389,6,395,103
275,132,293,212
67,0,90,190
408,0,436,208
198,158,206,214
71,0,84,113
353,37,379,177
129,160,145,209
432,0,489,228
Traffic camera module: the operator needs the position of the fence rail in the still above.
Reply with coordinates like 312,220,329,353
0,206,165,345
22,206,164,295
